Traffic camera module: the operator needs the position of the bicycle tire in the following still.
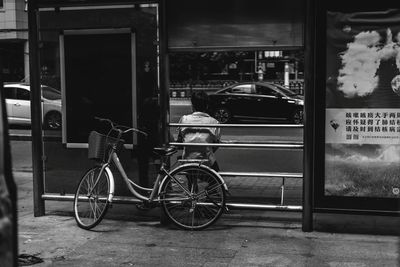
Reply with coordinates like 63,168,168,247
160,164,226,230
73,166,111,230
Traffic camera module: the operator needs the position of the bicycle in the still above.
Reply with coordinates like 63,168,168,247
73,117,228,230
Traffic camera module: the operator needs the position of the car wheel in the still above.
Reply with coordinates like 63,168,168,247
213,107,231,124
291,109,303,124
44,111,62,130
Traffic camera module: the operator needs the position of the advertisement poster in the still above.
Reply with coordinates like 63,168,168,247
325,9,400,198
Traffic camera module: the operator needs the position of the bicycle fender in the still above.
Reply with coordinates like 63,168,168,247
104,167,115,202
202,165,229,192
158,163,229,194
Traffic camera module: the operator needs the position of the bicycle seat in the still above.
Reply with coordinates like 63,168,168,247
153,146,177,157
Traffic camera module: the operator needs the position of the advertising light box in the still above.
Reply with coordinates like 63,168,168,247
325,9,400,199
313,1,400,212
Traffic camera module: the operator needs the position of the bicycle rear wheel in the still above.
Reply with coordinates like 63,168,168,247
160,165,226,230
73,166,110,230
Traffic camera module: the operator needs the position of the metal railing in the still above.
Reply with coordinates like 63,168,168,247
40,122,304,212
169,122,304,211
169,123,303,128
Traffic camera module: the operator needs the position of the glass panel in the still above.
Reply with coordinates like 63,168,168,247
3,87,16,99
169,49,304,206
15,88,30,100
231,84,252,94
324,9,400,198
255,85,279,96
168,0,303,49
169,50,304,124
38,4,160,196
42,86,61,100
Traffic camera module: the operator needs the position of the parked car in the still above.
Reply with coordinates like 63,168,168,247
3,83,62,130
208,81,304,124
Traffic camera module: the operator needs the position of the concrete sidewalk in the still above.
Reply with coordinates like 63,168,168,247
16,171,400,267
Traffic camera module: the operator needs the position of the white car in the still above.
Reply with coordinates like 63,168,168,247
4,83,62,130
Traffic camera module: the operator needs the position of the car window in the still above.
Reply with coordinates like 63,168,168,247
255,84,280,97
272,84,297,96
229,84,253,94
15,88,30,101
3,87,16,99
42,86,61,100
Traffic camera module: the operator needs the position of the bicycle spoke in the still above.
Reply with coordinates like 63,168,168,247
74,167,110,230
94,200,100,217
89,199,97,221
172,180,191,196
81,177,90,195
196,206,211,225
88,172,95,193
200,203,218,218
93,201,99,221
205,194,223,209
165,202,183,210
191,205,195,228
171,208,191,222
196,183,222,198
162,166,226,230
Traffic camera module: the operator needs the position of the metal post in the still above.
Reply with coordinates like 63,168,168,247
280,178,285,206
157,0,170,226
28,0,45,216
158,0,170,145
302,0,315,232
284,61,290,88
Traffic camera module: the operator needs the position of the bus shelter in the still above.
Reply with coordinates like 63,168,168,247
27,0,400,233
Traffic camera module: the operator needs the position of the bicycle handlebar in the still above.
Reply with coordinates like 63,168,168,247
94,116,148,137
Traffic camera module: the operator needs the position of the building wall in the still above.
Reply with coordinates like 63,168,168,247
0,0,28,82
0,0,27,40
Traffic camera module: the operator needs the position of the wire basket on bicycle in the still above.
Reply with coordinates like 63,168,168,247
88,131,124,162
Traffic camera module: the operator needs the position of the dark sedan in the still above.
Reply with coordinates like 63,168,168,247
208,82,304,124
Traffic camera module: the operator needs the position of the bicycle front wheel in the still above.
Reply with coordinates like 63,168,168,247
73,166,111,230
160,165,226,230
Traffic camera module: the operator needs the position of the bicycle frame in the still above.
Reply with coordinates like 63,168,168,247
75,117,232,231
88,126,227,205
111,151,208,203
